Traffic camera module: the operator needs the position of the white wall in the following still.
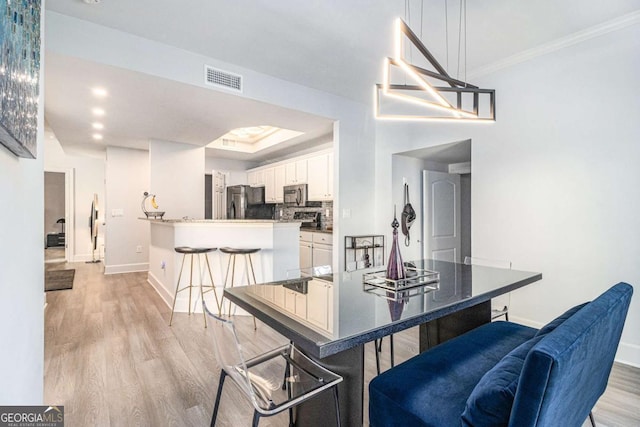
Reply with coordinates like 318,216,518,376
44,137,105,262
390,154,426,262
149,140,205,219
375,23,640,366
0,3,45,403
104,146,150,274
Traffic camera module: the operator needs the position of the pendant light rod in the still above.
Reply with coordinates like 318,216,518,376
396,19,454,86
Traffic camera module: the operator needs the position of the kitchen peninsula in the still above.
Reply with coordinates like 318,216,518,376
144,219,300,313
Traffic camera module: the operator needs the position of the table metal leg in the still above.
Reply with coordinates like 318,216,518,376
419,300,492,352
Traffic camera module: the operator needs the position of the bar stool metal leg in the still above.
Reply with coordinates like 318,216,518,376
247,253,257,284
197,254,208,328
245,253,258,329
169,253,188,326
203,253,222,316
227,254,237,317
188,253,194,315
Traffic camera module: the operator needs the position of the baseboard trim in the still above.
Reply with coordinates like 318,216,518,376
147,271,172,309
71,254,103,263
510,315,639,368
104,263,149,275
615,342,640,369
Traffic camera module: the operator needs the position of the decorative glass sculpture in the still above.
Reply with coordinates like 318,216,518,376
386,208,406,281
386,208,406,321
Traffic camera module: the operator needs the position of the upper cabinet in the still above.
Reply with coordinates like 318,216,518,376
264,166,286,203
264,168,276,203
285,159,308,185
274,165,285,203
248,169,265,187
307,153,333,201
246,149,333,202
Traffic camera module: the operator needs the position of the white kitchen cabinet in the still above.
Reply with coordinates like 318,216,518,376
327,283,334,333
300,241,313,271
252,285,264,299
247,170,256,186
273,286,285,308
312,232,333,269
264,167,277,202
307,279,331,330
283,289,307,319
285,290,296,313
247,169,266,187
300,231,333,271
312,244,332,268
312,232,331,245
300,231,313,271
295,293,307,318
285,159,308,184
274,165,286,203
307,153,333,201
263,285,274,302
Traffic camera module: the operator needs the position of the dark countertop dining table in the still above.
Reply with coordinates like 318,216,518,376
224,259,542,426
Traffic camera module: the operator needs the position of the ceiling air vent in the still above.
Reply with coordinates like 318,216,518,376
204,65,242,93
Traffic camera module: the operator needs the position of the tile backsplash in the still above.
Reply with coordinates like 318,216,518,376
277,201,333,231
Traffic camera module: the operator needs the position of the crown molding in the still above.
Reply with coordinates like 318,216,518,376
468,10,640,79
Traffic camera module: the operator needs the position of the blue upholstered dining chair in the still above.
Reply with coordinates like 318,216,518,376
202,300,343,427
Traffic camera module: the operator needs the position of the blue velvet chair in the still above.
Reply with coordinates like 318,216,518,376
369,283,633,427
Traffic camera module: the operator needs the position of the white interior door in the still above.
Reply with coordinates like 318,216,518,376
422,171,461,262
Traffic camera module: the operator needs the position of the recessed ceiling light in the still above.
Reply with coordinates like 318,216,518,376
92,134,103,140
91,87,108,97
92,107,105,116
92,122,104,130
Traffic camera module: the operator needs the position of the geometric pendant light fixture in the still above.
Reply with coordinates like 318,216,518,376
375,16,495,122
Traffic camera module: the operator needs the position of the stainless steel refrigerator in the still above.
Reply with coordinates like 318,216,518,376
226,185,273,219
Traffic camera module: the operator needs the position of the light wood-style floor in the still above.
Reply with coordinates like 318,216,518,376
45,262,640,426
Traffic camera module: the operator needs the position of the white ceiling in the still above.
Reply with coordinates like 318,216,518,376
44,52,333,160
44,0,640,158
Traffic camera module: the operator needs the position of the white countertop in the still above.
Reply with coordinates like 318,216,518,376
140,218,300,224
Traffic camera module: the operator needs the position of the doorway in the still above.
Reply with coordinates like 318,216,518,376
44,172,66,263
392,139,471,262
44,168,74,264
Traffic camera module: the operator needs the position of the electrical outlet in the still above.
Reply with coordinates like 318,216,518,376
136,245,142,253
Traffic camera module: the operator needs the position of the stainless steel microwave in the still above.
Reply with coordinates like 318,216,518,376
283,184,307,207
